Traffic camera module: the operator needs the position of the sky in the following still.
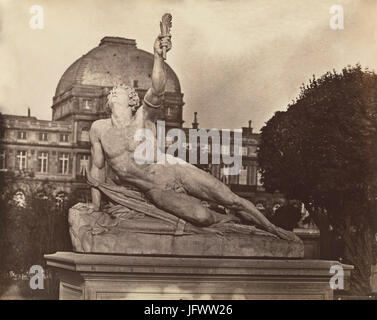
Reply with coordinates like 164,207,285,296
0,0,376,132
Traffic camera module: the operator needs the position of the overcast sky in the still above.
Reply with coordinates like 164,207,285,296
0,0,376,132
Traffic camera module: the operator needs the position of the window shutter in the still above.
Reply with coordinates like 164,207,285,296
69,154,72,174
16,152,19,170
37,152,42,172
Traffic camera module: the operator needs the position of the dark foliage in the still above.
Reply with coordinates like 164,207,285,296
0,171,77,278
270,203,302,231
258,65,377,294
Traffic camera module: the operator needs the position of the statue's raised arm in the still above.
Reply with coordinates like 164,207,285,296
142,14,172,116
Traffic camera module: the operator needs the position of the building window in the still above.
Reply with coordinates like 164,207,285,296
58,153,70,174
80,128,89,142
211,164,221,179
0,129,5,139
247,165,257,185
239,166,247,185
0,150,6,170
79,154,90,177
83,99,92,110
242,147,248,156
39,132,48,141
133,80,138,88
257,170,263,186
165,106,176,120
60,134,69,143
38,152,48,173
17,131,27,140
61,104,68,116
16,150,27,170
248,145,257,157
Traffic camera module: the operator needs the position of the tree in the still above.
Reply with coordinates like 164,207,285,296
0,171,75,278
258,65,377,295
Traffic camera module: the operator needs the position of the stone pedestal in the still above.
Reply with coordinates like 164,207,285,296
293,228,320,259
68,203,304,258
45,252,353,300
371,264,377,294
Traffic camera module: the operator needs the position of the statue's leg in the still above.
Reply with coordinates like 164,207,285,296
145,187,233,227
177,165,300,241
177,166,268,224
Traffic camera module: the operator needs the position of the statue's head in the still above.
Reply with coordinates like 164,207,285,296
106,84,140,114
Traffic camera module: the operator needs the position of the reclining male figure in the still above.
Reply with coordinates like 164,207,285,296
89,34,300,242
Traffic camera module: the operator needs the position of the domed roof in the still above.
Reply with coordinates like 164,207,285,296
55,37,181,97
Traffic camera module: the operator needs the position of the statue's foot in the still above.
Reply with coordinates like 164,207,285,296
274,227,301,242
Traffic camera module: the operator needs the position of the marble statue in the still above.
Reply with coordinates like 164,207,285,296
68,14,303,256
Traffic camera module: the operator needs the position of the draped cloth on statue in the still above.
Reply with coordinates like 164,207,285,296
86,171,190,235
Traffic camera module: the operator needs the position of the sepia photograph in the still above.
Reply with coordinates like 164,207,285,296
0,0,376,305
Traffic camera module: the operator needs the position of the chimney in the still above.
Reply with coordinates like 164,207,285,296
242,120,253,135
248,120,253,133
27,108,31,117
192,112,199,129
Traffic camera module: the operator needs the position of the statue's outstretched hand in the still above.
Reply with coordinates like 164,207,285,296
154,35,172,56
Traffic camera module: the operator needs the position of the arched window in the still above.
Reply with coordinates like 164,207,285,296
0,149,6,170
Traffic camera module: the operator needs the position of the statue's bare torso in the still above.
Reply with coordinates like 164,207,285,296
91,118,189,193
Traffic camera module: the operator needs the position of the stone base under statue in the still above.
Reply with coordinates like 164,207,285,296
72,231,304,258
45,252,353,300
68,203,304,258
